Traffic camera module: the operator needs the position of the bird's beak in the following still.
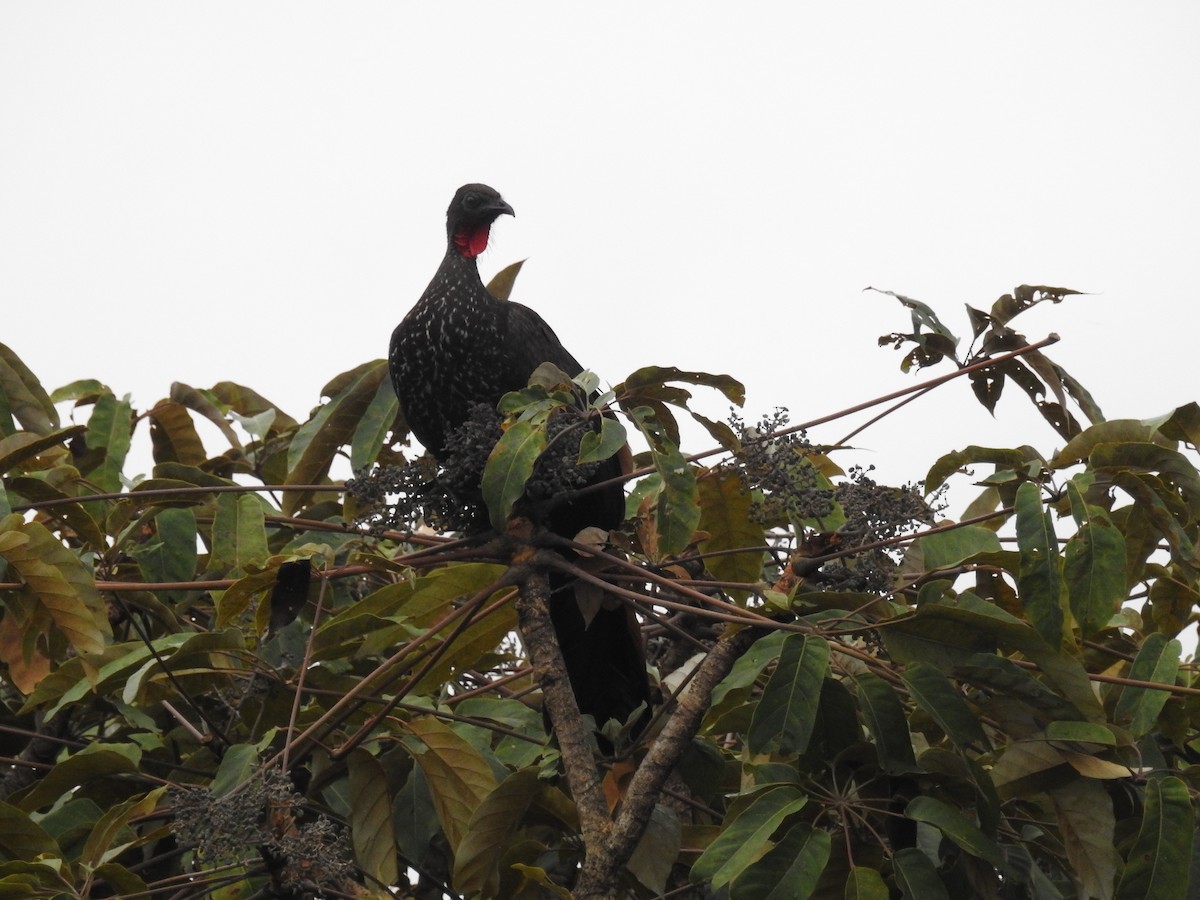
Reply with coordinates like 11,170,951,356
493,199,515,218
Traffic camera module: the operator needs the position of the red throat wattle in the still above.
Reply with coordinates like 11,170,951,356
453,224,491,259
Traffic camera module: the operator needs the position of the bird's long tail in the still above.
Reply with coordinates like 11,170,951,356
547,567,651,743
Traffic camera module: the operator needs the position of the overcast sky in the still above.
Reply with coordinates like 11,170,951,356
2,3,1197,495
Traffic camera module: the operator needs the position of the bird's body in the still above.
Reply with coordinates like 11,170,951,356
389,184,649,738
391,240,578,460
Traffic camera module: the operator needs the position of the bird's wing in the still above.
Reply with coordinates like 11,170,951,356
502,300,585,384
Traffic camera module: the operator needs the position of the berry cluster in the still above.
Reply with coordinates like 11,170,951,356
732,408,834,526
732,410,939,593
170,769,352,893
521,407,604,508
347,401,603,533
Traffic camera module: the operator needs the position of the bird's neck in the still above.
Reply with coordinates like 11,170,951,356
438,242,486,290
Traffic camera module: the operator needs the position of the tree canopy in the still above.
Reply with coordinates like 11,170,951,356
0,279,1197,899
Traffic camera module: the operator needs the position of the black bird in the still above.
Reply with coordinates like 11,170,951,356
389,184,650,739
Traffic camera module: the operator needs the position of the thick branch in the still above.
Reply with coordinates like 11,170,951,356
509,541,611,850
575,625,766,899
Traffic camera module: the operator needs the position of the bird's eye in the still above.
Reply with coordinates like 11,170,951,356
463,193,481,210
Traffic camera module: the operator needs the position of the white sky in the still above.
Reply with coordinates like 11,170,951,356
2,3,1198,494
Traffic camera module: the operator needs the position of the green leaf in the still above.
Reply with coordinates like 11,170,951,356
84,392,134,492
211,493,268,575
955,654,1082,726
0,801,60,861
214,566,278,629
284,360,387,513
901,663,990,751
577,415,627,464
854,672,916,772
1114,776,1192,900
1062,485,1126,637
870,288,960,342
990,284,1084,326
394,767,440,874
729,823,831,900
924,444,1042,495
1148,401,1200,447
629,406,699,555
481,418,547,531
49,378,108,404
844,866,889,900
1112,471,1198,566
129,507,198,591
918,525,1002,571
16,746,140,813
79,786,164,870
626,804,682,895
91,864,148,897
0,343,59,435
1014,481,1063,647
905,796,1008,871
689,409,741,451
1044,721,1116,746
1051,419,1157,468
1113,632,1181,738
119,629,246,708
893,847,951,900
690,785,807,888
454,768,543,896
209,744,258,797
748,634,828,756
708,631,787,714
621,366,746,406
1092,442,1200,520
348,749,399,887
350,374,401,471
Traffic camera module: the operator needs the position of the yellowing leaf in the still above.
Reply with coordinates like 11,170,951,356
404,716,498,854
348,750,399,886
0,513,110,656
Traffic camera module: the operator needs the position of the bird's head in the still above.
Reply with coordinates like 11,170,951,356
447,184,515,259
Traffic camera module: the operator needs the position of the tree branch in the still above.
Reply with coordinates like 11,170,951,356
576,624,766,898
508,534,612,851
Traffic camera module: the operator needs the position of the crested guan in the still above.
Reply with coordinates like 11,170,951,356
389,183,650,740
